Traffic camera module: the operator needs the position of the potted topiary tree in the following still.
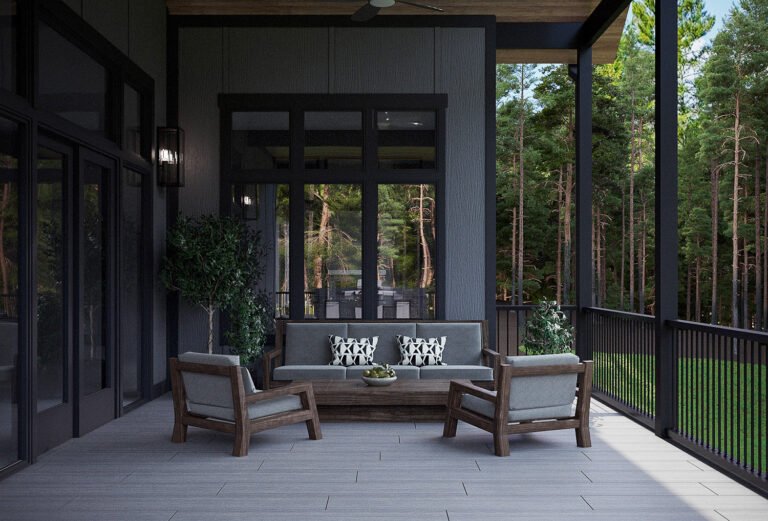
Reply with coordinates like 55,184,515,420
519,300,574,355
225,287,273,366
160,214,265,354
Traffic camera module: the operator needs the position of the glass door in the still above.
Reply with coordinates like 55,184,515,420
35,138,73,454
77,150,115,434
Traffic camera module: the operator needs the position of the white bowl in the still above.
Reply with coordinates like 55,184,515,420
361,375,397,386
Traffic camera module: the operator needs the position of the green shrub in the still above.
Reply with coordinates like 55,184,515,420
520,300,574,355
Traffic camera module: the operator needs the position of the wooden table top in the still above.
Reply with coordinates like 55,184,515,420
311,379,469,406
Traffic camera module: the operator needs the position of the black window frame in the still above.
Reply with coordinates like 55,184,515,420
219,93,447,320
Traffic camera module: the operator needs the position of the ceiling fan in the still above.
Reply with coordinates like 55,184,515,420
351,0,444,22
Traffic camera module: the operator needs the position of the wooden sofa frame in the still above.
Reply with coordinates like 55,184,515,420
262,319,496,390
443,359,593,456
170,358,322,456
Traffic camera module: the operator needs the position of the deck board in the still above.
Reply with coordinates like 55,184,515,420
0,394,766,521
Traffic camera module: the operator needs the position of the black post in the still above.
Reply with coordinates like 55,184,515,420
575,47,593,361
654,0,678,438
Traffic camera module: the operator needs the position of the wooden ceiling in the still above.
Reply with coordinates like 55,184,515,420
166,1,628,64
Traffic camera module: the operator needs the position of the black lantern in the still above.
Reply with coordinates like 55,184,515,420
233,184,259,221
157,127,185,187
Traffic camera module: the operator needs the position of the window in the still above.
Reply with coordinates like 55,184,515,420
123,85,142,156
38,22,109,135
0,0,15,93
0,116,19,467
222,95,446,320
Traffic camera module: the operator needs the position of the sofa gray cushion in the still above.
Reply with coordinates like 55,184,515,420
461,393,573,422
188,394,303,422
346,364,420,380
505,353,579,412
419,365,493,381
417,323,483,365
284,323,348,365
273,365,347,381
348,323,416,364
178,352,257,407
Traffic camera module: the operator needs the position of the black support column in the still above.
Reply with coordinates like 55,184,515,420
575,46,593,360
654,0,678,438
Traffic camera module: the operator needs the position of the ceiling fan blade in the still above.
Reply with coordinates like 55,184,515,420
351,3,381,22
398,0,444,12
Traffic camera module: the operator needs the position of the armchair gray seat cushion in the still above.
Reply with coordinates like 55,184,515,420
188,393,303,422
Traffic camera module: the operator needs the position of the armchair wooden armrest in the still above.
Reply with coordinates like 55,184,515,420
245,382,313,404
482,348,501,367
261,347,283,390
448,380,497,402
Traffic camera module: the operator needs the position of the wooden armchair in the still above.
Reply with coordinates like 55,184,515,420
443,353,593,456
170,352,322,456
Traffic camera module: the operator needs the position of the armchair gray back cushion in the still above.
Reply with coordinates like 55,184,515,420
178,352,256,410
284,323,348,365
416,323,483,365
348,323,416,364
505,353,579,412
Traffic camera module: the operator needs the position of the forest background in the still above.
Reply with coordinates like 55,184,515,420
495,0,768,331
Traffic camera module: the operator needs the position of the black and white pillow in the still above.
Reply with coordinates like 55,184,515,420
397,335,447,366
329,335,378,366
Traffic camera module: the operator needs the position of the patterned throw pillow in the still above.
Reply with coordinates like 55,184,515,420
328,335,378,366
396,335,447,366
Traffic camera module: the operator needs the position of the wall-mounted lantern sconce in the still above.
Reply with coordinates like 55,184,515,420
157,127,185,187
233,184,259,221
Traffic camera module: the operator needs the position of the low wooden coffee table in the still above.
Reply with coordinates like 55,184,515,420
311,379,470,421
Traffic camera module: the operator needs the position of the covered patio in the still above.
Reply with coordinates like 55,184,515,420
2,396,767,521
1,0,768,517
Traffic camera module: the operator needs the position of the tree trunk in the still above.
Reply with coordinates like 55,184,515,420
510,205,517,300
754,149,762,329
629,110,636,313
764,141,768,329
563,162,573,305
695,239,702,323
417,184,433,288
206,306,215,354
556,166,563,303
686,263,692,321
517,67,526,306
639,199,647,314
314,185,332,290
731,94,741,328
711,161,719,324
593,204,600,307
620,183,626,310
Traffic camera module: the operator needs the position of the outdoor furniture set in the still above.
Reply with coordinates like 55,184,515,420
169,319,593,457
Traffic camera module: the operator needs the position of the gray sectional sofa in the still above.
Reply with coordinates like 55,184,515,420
263,320,494,389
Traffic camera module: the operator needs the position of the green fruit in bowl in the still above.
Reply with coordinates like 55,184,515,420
362,369,372,377
367,363,396,378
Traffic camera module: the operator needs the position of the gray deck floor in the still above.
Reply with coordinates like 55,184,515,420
1,395,767,521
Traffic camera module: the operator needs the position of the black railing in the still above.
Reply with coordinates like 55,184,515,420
274,290,436,320
586,307,656,427
495,304,576,357
669,320,768,488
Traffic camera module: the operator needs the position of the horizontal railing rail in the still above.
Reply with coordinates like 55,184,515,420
585,307,656,427
668,320,767,489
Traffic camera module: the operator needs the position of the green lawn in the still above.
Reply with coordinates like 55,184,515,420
593,353,768,474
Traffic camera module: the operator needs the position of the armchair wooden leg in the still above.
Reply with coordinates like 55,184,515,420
442,383,461,438
233,423,249,457
575,423,591,448
301,386,322,440
171,421,187,444
493,430,510,457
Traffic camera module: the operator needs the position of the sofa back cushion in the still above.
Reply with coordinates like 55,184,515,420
178,352,256,409
284,323,348,365
348,323,416,364
505,353,579,412
416,323,483,365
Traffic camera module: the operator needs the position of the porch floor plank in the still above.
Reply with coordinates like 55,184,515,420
0,394,766,521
